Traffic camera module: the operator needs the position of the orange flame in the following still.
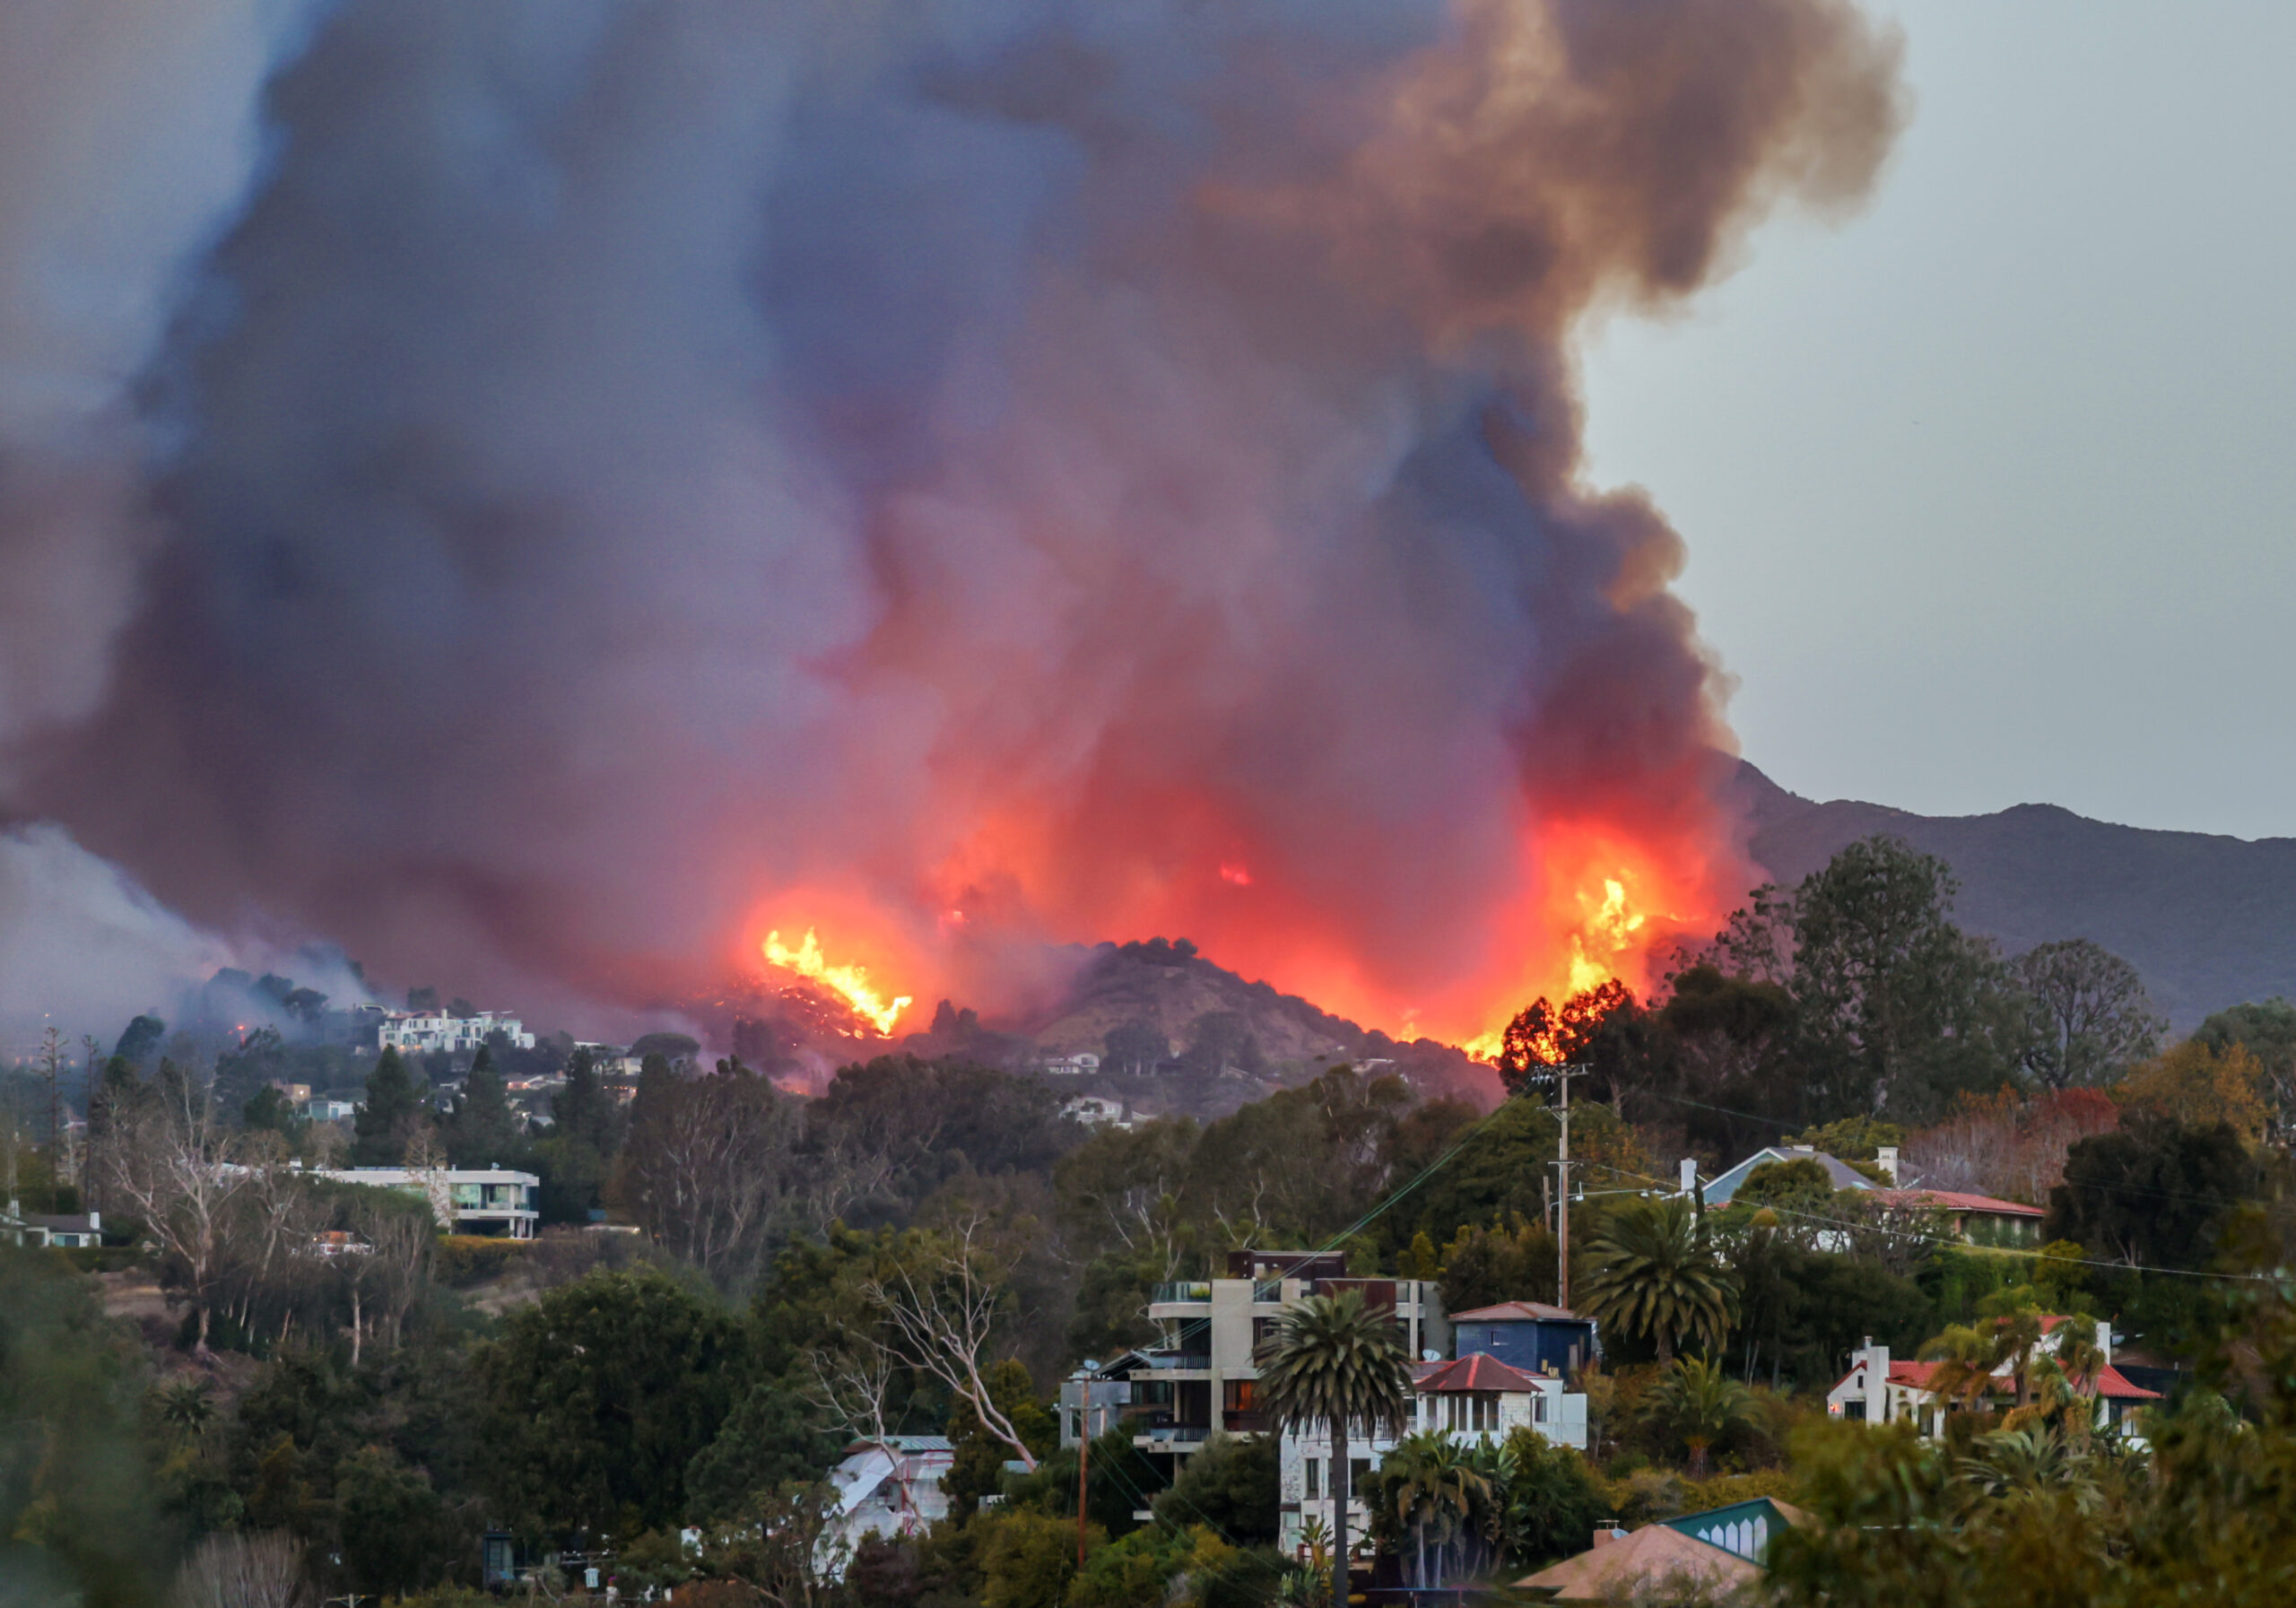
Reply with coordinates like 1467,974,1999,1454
762,927,913,1036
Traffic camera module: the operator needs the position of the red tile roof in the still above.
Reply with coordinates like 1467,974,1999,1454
1448,1299,1584,1323
2093,1365,2161,1401
1874,1188,2045,1217
1415,1352,1543,1394
1885,1360,1944,1387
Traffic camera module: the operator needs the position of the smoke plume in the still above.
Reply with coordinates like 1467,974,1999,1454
2,0,1904,1045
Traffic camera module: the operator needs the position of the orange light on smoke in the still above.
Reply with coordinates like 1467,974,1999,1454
762,927,914,1036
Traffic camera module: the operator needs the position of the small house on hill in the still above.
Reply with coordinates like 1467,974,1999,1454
1448,1299,1596,1377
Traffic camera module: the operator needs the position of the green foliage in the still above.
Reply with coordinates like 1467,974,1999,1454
2044,1118,2258,1269
353,1047,424,1165
242,1082,305,1138
477,1266,742,1536
684,1382,841,1525
442,1046,518,1169
1153,1431,1279,1546
1500,1427,1610,1569
1782,1115,1903,1167
336,1442,466,1595
1576,1195,1737,1366
1792,837,2031,1122
945,1359,1057,1524
1435,1215,1557,1314
1643,1357,1755,1477
0,1248,170,1608
1731,1231,1935,1389
974,1508,1091,1608
431,1234,528,1288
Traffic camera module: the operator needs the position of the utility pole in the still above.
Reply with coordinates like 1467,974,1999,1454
1547,1063,1589,1313
1076,1393,1091,1569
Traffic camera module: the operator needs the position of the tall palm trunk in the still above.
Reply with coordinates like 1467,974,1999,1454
1331,1422,1349,1608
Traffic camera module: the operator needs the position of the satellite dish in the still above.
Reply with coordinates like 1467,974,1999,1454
1422,1349,1442,1362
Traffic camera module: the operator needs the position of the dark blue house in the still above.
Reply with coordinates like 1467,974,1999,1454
1448,1300,1596,1376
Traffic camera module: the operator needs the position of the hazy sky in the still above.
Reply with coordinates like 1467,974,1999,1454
1578,0,2296,841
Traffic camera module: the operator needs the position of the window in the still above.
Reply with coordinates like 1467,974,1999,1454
1304,1458,1319,1499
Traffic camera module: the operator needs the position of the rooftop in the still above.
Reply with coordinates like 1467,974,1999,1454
1450,1299,1585,1324
1874,1187,2044,1217
1413,1353,1544,1394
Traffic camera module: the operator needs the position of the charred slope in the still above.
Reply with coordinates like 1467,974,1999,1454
1735,762,2296,1030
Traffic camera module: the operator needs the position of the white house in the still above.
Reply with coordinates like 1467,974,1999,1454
1827,1317,2160,1439
1041,1052,1102,1075
1,1205,101,1248
379,1009,536,1055
1062,1095,1130,1128
304,1098,359,1123
1278,1354,1587,1556
817,1437,954,1576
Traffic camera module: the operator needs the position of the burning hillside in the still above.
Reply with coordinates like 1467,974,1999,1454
0,2,1905,1045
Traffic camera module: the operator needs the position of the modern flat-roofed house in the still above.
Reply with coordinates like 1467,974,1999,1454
1130,1250,1448,1482
310,1166,541,1239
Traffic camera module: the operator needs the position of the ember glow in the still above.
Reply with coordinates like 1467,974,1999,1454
762,929,913,1038
0,2,1906,1047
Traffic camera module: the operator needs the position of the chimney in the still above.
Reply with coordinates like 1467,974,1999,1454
1876,1145,1900,1186
1591,1525,1628,1550
2094,1317,2112,1367
1865,1342,1892,1424
1678,1158,1698,1195
87,1211,100,1233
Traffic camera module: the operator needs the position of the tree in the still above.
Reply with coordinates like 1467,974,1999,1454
2045,1120,2258,1271
242,1084,304,1139
2192,997,2296,1143
1791,837,2024,1120
170,1531,307,1608
113,1014,168,1067
103,1073,257,1352
352,1048,422,1165
622,1056,800,1289
862,1217,1041,1472
1181,1011,1261,1078
1365,1430,1492,1587
1492,980,1640,1100
1152,1430,1279,1546
944,1358,1058,1522
1576,1195,1735,1366
478,1267,743,1534
1646,1356,1755,1477
1254,1290,1413,1608
550,1047,622,1158
1499,1427,1609,1569
1435,1217,1558,1314
1104,1019,1171,1077
2113,1041,2268,1140
2013,940,2162,1090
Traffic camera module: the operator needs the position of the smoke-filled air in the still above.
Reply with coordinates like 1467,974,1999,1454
0,0,1905,1048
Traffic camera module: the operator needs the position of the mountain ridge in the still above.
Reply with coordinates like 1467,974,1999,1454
1734,761,2296,1029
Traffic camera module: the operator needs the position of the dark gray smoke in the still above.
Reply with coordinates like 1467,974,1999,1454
1,0,1904,1043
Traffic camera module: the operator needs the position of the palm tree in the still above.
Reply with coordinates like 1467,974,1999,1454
1257,1290,1413,1608
154,1378,216,1443
1648,1356,1755,1477
1369,1430,1493,1587
1922,1321,2005,1419
1576,1195,1737,1365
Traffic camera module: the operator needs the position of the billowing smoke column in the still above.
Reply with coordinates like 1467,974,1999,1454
2,0,1903,1045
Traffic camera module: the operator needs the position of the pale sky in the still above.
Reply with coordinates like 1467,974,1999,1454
1578,0,2296,841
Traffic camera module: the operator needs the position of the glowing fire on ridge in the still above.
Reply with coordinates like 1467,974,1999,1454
762,927,913,1036
1460,871,1660,1063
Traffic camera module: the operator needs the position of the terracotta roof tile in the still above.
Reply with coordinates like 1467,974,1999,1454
1416,1352,1543,1394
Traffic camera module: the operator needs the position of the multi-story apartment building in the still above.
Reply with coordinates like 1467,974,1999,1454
1119,1250,1449,1482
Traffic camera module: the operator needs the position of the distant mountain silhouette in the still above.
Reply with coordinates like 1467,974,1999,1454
1734,761,2296,1030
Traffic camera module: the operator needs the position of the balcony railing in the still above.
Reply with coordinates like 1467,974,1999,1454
1151,1281,1213,1304
1222,1410,1267,1434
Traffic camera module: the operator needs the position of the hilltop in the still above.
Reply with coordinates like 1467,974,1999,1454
1735,761,2296,1029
